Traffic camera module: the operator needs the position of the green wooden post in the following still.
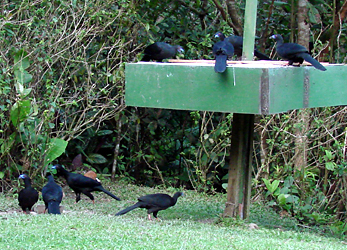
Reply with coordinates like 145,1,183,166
223,114,254,218
242,0,258,61
223,0,258,219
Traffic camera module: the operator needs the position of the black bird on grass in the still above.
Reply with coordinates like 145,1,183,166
42,174,63,214
270,34,326,71
116,192,184,220
226,34,271,60
213,32,234,73
141,42,184,62
52,164,121,203
18,174,39,214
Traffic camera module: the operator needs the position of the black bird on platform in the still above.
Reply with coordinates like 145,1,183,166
226,34,271,60
270,34,326,71
115,192,184,220
52,164,121,203
18,174,39,214
213,32,234,73
42,173,63,214
141,42,184,62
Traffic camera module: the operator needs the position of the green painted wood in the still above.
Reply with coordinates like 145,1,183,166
242,0,258,60
223,113,254,219
125,63,262,113
125,63,344,114
309,65,347,107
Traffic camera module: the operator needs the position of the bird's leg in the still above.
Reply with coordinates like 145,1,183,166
148,214,152,220
153,211,160,221
75,193,81,204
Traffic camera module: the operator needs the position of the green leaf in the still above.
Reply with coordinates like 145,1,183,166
96,130,113,136
325,161,336,171
0,132,16,154
14,69,32,85
277,194,287,206
43,138,68,167
10,100,31,127
14,49,30,70
307,2,321,24
0,171,4,179
262,178,280,194
87,153,107,164
269,180,280,193
324,150,333,160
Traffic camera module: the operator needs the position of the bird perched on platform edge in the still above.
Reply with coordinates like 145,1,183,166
141,42,184,62
115,192,184,220
18,174,39,214
270,34,326,71
52,164,121,203
42,173,63,214
213,32,234,73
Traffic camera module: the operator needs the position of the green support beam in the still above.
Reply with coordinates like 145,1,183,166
223,113,254,218
242,0,258,60
226,0,258,219
125,62,342,115
224,0,260,219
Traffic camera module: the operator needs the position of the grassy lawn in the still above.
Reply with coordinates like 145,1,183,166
0,182,346,249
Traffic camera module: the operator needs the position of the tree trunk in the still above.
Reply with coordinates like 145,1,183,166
294,1,310,186
297,0,309,48
226,0,243,35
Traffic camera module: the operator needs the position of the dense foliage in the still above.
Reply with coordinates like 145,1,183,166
1,0,347,235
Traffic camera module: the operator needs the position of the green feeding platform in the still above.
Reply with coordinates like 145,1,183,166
125,60,346,219
125,60,344,115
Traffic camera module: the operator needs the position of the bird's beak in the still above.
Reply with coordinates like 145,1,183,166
179,48,184,53
51,165,56,169
18,174,25,179
270,35,276,39
214,34,219,38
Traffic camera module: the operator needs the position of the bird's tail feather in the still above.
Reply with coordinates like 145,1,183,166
214,55,227,73
95,186,121,201
254,49,271,60
115,203,140,216
47,201,61,214
299,53,326,71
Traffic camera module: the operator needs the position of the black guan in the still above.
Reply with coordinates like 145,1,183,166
115,192,184,220
141,42,184,62
270,34,326,71
52,164,121,203
42,174,63,214
18,174,39,213
213,32,234,73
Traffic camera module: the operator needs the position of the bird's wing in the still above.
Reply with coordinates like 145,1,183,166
68,173,100,188
277,43,308,57
144,43,162,55
42,183,63,202
138,193,173,208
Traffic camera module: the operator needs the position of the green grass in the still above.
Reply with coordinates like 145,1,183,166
0,182,346,250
